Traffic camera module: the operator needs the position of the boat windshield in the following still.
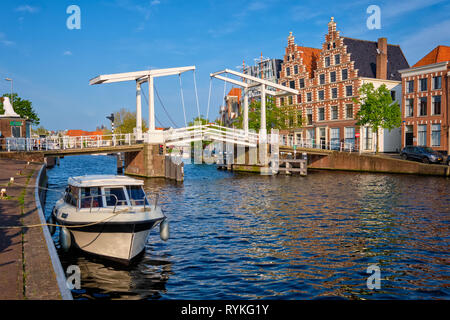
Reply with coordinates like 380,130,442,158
104,187,128,206
126,186,149,206
80,187,103,209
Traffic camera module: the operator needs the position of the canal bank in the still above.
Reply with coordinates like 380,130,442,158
0,158,71,300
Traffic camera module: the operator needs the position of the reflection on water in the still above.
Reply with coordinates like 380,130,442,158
45,156,450,300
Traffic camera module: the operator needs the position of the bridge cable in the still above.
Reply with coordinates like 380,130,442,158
141,88,166,128
153,83,179,128
192,70,201,121
206,77,212,122
179,74,188,127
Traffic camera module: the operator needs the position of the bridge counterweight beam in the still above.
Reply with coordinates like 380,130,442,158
136,81,143,140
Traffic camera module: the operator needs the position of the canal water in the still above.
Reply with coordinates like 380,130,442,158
44,155,449,300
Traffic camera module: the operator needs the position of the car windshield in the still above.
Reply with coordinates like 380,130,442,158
126,186,149,206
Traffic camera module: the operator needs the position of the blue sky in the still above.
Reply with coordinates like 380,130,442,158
0,0,449,131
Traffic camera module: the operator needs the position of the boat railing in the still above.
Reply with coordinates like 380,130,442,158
78,194,119,213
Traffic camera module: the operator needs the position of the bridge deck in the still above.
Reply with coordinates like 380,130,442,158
42,144,144,157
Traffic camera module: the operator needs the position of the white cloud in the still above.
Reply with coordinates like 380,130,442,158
0,32,15,47
15,5,39,13
151,0,160,5
63,51,73,56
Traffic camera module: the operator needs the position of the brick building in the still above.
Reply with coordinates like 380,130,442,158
219,88,242,127
276,17,409,152
399,45,450,155
0,97,31,148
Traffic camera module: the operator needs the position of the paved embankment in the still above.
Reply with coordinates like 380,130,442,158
307,151,450,177
0,159,70,299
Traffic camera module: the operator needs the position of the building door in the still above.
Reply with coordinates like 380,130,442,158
405,125,413,146
319,128,326,149
364,127,373,150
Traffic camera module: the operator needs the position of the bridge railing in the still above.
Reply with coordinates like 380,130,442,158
0,133,137,152
278,137,359,153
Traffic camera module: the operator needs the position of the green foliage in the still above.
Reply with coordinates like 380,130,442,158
235,97,303,131
32,125,48,136
113,108,148,134
0,93,40,125
188,115,209,126
353,83,401,153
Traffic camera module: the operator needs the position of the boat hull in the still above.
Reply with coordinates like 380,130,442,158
59,220,161,261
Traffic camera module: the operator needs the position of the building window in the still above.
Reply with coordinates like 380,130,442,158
307,92,312,102
405,98,414,117
331,106,338,120
320,74,325,85
297,94,302,104
420,78,427,92
330,71,336,83
280,97,285,106
306,108,313,125
11,126,21,138
330,128,340,149
288,96,293,105
390,90,396,101
299,78,305,88
407,80,414,93
433,76,442,90
418,124,427,146
294,65,298,74
431,124,441,146
331,87,338,99
334,54,340,65
318,90,325,101
325,56,330,67
318,107,325,121
419,97,427,116
346,85,352,97
344,127,355,148
346,104,353,119
363,127,373,150
432,96,441,115
286,67,291,76
297,111,303,125
342,69,348,80
289,80,295,89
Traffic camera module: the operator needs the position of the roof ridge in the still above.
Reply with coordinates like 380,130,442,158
342,36,401,47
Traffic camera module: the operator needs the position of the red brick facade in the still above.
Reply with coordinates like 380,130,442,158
276,18,408,152
400,57,450,154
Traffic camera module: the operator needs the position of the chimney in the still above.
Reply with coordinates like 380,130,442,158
376,37,388,79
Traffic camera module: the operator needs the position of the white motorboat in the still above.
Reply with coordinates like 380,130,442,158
51,175,168,262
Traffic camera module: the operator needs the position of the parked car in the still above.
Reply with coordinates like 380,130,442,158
400,146,444,164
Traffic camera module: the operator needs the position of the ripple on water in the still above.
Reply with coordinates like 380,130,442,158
44,156,450,300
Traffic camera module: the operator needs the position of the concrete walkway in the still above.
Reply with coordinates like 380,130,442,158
0,159,61,300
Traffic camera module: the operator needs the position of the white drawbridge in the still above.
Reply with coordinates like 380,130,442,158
164,123,259,147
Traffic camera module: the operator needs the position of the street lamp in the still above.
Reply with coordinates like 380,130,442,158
5,78,13,108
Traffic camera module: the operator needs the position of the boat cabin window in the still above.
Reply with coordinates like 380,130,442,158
126,186,149,206
64,186,79,207
80,187,103,209
104,187,128,206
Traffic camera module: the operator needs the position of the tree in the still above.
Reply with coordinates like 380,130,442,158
188,115,209,127
235,96,303,132
113,108,148,134
32,126,48,136
0,93,40,125
353,83,401,153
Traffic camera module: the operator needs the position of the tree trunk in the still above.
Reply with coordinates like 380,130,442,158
376,128,379,154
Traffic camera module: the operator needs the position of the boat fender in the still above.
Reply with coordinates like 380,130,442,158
60,227,72,252
160,219,169,241
48,207,56,235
